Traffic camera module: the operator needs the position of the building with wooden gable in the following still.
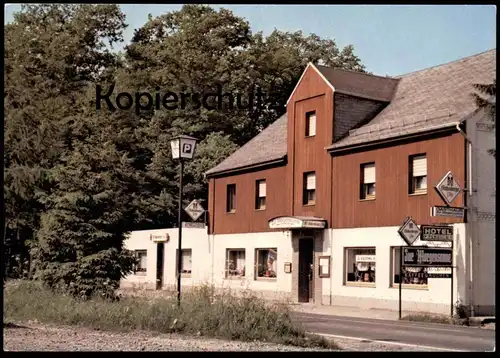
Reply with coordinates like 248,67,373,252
204,49,496,316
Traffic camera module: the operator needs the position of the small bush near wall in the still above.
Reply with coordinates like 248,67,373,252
3,280,337,349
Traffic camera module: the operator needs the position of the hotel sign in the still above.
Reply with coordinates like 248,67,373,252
420,225,453,242
402,247,453,267
269,217,326,229
435,171,461,205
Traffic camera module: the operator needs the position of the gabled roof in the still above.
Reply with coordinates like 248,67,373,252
328,49,496,151
206,49,496,176
205,114,288,176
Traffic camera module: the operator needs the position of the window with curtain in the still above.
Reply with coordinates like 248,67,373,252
306,111,316,137
225,249,246,278
178,249,192,275
409,154,427,194
255,248,278,279
345,247,376,285
360,163,376,199
134,250,147,274
303,172,316,205
255,179,266,210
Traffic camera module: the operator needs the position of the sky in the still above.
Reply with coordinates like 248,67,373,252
4,4,496,76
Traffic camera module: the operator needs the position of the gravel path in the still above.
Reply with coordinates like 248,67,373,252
3,322,446,351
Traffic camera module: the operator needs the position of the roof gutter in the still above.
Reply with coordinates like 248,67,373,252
326,123,460,155
205,156,287,179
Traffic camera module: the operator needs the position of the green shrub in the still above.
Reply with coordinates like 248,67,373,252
3,280,338,349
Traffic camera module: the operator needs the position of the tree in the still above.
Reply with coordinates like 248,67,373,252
472,79,496,157
32,92,147,298
124,5,366,222
4,4,136,297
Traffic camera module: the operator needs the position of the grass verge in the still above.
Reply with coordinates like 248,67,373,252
401,313,469,326
3,280,338,350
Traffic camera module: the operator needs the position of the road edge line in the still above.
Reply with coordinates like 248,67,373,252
312,332,467,352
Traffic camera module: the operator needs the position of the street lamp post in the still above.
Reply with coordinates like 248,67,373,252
170,135,198,306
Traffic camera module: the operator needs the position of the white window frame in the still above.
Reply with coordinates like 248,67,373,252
177,248,192,277
134,250,147,275
391,247,429,289
410,154,427,194
344,247,376,287
361,163,376,200
255,248,278,280
306,111,316,137
225,249,246,279
303,172,316,205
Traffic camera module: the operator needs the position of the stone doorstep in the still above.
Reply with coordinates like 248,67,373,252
468,316,496,326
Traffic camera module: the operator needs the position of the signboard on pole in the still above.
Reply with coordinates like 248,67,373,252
182,222,205,229
397,217,421,246
184,199,205,221
402,247,453,267
427,267,452,278
430,206,465,219
435,171,461,205
150,233,169,243
420,225,453,242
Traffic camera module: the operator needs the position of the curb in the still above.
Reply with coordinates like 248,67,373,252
468,317,495,326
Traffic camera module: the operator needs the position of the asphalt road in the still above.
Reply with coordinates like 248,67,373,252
294,312,495,351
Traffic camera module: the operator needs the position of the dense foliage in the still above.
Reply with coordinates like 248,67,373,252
472,80,496,157
3,4,365,297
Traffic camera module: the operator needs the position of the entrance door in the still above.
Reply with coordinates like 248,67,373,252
298,238,314,303
156,243,164,290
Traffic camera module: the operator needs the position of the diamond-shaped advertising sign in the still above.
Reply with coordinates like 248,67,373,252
398,217,421,246
435,171,461,206
184,199,205,221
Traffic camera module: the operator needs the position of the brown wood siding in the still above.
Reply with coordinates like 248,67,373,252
331,132,466,228
211,166,289,234
287,66,335,223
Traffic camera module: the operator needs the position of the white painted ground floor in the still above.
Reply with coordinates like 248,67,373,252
121,222,495,316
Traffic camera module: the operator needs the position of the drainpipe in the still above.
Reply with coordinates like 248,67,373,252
455,123,475,317
330,230,333,306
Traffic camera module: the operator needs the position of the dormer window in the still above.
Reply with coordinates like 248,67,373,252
306,111,316,137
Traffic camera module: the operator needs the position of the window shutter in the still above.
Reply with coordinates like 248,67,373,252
308,114,316,136
306,173,316,190
412,156,427,177
363,164,376,184
259,181,266,197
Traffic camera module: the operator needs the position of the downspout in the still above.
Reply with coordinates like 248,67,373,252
329,104,335,306
330,225,333,306
455,123,475,317
210,178,216,288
